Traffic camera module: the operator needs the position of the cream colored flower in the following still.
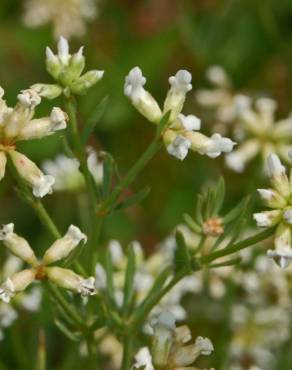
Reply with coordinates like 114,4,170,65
23,0,98,39
253,154,292,268
43,149,103,192
0,87,67,197
196,65,250,124
124,67,235,161
226,97,292,172
0,223,94,303
134,312,214,370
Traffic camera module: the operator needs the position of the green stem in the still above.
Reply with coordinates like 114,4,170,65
131,268,186,330
46,283,84,328
99,140,162,215
121,335,134,370
36,329,46,370
199,227,275,265
64,97,99,272
86,333,97,370
32,200,61,238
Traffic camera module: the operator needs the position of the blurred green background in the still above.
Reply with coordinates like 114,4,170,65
1,0,292,369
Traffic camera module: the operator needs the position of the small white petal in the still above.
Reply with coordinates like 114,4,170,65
177,114,201,131
0,279,15,303
0,223,14,240
205,133,236,158
57,36,69,61
167,135,191,160
168,70,192,94
32,175,55,198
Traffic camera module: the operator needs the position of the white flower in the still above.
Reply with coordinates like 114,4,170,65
124,67,162,123
177,114,201,131
225,97,292,172
253,211,281,228
0,224,93,300
133,347,154,370
23,0,98,39
168,70,192,94
0,279,15,303
0,87,67,197
166,135,191,160
200,133,236,158
78,277,96,297
45,37,104,94
43,151,103,192
50,107,67,130
124,67,146,102
17,89,41,108
42,224,87,265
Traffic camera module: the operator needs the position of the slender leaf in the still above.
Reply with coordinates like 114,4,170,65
174,229,191,272
122,243,137,316
115,186,151,211
81,96,109,144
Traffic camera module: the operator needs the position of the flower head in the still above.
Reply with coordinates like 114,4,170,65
0,87,68,197
43,150,103,192
23,0,98,39
226,97,292,172
125,67,235,161
253,154,292,268
0,224,95,302
134,311,214,369
42,37,104,96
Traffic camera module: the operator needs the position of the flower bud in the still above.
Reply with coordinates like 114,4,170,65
186,131,236,158
0,152,7,181
19,108,67,140
267,154,290,198
45,267,96,296
70,70,104,94
31,84,63,100
253,210,281,228
9,151,55,198
0,269,35,303
57,36,70,65
274,223,292,266
42,225,87,265
0,223,38,266
257,189,286,209
164,70,192,121
124,67,162,124
46,47,62,80
60,47,85,85
151,312,175,367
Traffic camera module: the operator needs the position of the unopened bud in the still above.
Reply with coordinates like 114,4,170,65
43,225,87,265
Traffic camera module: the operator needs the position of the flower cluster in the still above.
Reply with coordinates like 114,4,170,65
133,311,214,370
32,37,104,98
226,97,292,173
0,224,96,303
196,65,249,125
43,149,103,192
23,0,98,39
253,153,292,268
124,67,235,160
0,87,67,197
